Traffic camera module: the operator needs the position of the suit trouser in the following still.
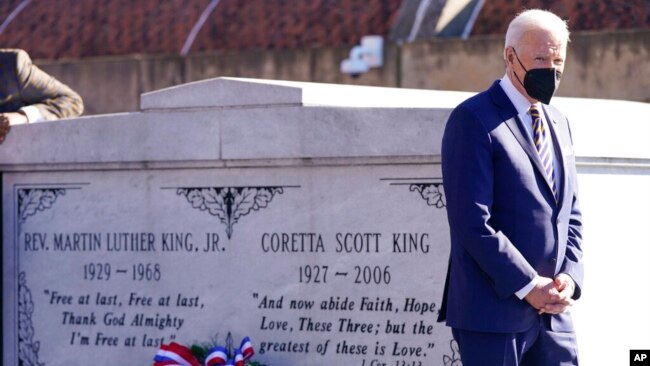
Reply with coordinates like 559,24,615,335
452,314,579,366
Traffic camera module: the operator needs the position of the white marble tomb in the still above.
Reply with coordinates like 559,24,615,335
1,78,649,366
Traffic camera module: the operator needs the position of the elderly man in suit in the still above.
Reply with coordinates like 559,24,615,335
438,9,583,365
0,48,83,143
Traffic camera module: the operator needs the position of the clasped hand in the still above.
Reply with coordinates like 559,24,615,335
525,274,574,314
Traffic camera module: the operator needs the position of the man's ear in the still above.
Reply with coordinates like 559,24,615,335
504,47,514,66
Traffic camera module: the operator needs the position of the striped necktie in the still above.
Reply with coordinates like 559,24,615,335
530,105,557,200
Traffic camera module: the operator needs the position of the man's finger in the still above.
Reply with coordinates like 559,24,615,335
0,116,9,144
544,300,573,314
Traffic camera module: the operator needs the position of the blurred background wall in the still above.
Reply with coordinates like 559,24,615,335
1,0,648,115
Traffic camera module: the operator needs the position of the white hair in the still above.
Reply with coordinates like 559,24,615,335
504,9,570,52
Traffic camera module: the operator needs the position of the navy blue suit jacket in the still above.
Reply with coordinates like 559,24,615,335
438,81,584,333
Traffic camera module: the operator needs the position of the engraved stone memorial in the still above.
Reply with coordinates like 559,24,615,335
2,78,649,365
2,79,472,365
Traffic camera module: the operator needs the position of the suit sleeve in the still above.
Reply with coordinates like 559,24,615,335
442,106,537,299
15,49,83,120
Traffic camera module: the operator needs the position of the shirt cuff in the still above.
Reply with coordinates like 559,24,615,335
515,276,538,299
19,106,45,123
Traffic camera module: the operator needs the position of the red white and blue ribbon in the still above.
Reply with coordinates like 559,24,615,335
155,337,254,366
205,346,228,366
233,349,244,366
154,342,201,366
239,337,254,360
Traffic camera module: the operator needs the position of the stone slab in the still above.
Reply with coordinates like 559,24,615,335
220,107,451,160
2,79,648,169
571,169,650,366
1,78,650,366
141,78,304,110
0,111,221,166
552,97,650,160
3,164,453,365
141,77,474,110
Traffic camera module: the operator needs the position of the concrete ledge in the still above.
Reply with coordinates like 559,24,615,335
141,77,474,110
0,111,221,166
553,97,650,159
220,106,449,160
140,78,304,110
1,79,648,168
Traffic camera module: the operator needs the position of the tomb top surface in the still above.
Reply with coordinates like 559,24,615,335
140,77,474,110
0,78,648,168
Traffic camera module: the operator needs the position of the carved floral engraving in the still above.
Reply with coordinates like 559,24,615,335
16,187,77,365
18,272,43,366
17,188,66,224
384,178,446,209
176,187,286,239
409,183,446,208
443,339,462,366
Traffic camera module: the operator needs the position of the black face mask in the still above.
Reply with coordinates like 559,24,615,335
512,49,562,104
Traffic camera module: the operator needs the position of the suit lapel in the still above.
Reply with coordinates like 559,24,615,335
488,83,558,202
504,115,553,192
